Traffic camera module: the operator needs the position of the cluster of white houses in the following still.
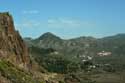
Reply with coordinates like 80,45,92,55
97,51,112,56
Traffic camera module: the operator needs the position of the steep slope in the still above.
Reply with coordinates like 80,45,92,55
0,12,45,83
0,12,30,68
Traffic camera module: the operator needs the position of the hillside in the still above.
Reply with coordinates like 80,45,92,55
25,32,125,83
0,12,46,83
0,12,30,68
26,32,125,58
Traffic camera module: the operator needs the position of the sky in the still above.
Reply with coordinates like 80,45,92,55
0,0,125,39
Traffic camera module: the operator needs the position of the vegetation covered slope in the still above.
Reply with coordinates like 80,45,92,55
27,32,125,58
25,32,125,83
0,59,43,83
26,32,125,71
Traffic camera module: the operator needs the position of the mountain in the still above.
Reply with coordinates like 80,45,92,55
26,32,125,71
27,32,98,58
97,34,125,54
0,12,30,68
26,32,125,83
32,32,63,49
0,12,45,83
28,32,125,57
38,32,61,40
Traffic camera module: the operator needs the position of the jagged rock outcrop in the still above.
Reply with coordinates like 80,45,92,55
0,12,30,68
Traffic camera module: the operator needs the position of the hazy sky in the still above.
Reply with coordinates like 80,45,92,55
0,0,125,38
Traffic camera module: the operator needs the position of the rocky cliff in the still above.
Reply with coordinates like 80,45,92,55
0,12,30,68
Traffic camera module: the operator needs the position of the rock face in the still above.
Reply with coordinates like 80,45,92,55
0,12,30,68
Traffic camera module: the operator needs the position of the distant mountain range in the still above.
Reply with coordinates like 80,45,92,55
25,32,125,58
24,32,125,82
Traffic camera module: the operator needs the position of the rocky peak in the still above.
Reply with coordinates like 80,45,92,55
0,12,30,69
0,12,15,34
38,32,61,40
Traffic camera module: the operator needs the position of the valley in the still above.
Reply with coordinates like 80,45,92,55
0,12,125,83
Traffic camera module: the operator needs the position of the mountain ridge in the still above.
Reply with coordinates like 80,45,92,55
24,32,125,41
25,32,125,58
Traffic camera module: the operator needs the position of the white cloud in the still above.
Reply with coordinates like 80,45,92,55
47,18,96,28
15,20,41,28
15,18,96,29
22,10,39,14
48,19,57,24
